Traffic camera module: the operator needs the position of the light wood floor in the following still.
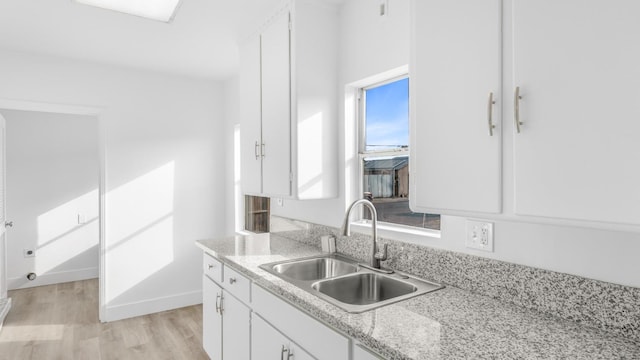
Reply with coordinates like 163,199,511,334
0,279,209,360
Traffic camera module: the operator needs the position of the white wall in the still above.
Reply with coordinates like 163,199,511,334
3,110,99,289
223,77,242,235
0,49,225,321
268,0,640,288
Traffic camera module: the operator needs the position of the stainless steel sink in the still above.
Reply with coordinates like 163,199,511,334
260,254,443,313
312,273,417,305
271,256,358,281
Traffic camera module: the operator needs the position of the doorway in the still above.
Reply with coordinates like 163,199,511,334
0,98,105,322
2,109,100,289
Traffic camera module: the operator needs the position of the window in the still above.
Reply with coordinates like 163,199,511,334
359,77,440,231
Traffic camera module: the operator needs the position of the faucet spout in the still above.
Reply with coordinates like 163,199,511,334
341,199,386,269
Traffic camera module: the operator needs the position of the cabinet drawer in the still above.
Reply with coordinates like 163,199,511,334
203,253,223,284
223,265,251,304
252,284,349,360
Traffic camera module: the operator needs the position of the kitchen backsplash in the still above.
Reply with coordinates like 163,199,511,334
270,216,640,344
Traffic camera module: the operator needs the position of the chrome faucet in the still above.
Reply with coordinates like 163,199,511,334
341,199,388,269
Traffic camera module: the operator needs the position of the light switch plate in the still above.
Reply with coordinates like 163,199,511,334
466,220,494,252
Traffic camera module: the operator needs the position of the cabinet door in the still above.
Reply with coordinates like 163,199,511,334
203,276,222,359
240,35,263,196
251,314,313,360
410,0,502,215
251,313,288,360
261,10,292,197
353,344,383,360
222,292,250,360
512,0,640,224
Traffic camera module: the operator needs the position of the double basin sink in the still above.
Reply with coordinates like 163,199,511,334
259,254,443,313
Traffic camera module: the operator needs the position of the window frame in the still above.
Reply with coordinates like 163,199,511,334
353,74,441,239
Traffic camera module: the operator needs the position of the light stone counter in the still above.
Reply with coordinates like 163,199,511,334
196,233,640,360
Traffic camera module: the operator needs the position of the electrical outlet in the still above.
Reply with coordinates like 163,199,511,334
466,220,494,252
23,248,36,258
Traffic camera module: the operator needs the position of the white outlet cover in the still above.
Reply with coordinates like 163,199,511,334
465,220,494,252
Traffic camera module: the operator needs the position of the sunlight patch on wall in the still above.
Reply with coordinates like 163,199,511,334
105,162,175,302
298,109,324,196
234,124,242,232
344,90,358,207
35,189,99,275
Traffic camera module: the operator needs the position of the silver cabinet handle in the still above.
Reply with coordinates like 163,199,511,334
228,278,236,284
255,141,260,159
281,345,288,360
5,221,13,228
207,264,214,270
487,92,496,136
261,143,265,158
215,293,221,314
514,86,523,133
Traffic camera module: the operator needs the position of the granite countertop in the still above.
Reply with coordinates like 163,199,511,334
196,233,640,360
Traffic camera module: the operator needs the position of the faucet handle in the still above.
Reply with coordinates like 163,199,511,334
375,243,388,261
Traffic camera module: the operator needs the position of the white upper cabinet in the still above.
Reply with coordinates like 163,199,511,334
261,9,293,197
512,0,640,225
239,35,262,195
240,0,338,200
411,0,640,228
410,0,502,215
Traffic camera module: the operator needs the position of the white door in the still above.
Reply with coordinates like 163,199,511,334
0,112,9,326
409,0,502,215
261,10,292,197
512,0,640,224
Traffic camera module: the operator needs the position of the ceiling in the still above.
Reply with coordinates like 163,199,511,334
0,0,292,79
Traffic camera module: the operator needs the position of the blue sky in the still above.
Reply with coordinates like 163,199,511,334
365,77,409,151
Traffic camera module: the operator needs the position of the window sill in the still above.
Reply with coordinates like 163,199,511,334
349,220,441,245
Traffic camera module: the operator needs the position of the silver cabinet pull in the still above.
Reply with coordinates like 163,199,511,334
4,221,13,228
215,293,221,314
229,278,237,284
514,86,523,133
281,345,288,360
261,143,265,158
207,264,214,270
487,92,496,136
255,141,260,159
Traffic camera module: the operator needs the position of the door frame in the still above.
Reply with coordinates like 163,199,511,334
0,98,107,322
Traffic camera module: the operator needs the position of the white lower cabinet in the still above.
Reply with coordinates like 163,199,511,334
202,253,378,360
203,273,251,360
353,344,384,360
251,284,349,360
251,313,314,360
221,292,251,360
203,276,222,359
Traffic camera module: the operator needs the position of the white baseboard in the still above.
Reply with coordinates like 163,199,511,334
8,267,98,290
102,290,203,322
